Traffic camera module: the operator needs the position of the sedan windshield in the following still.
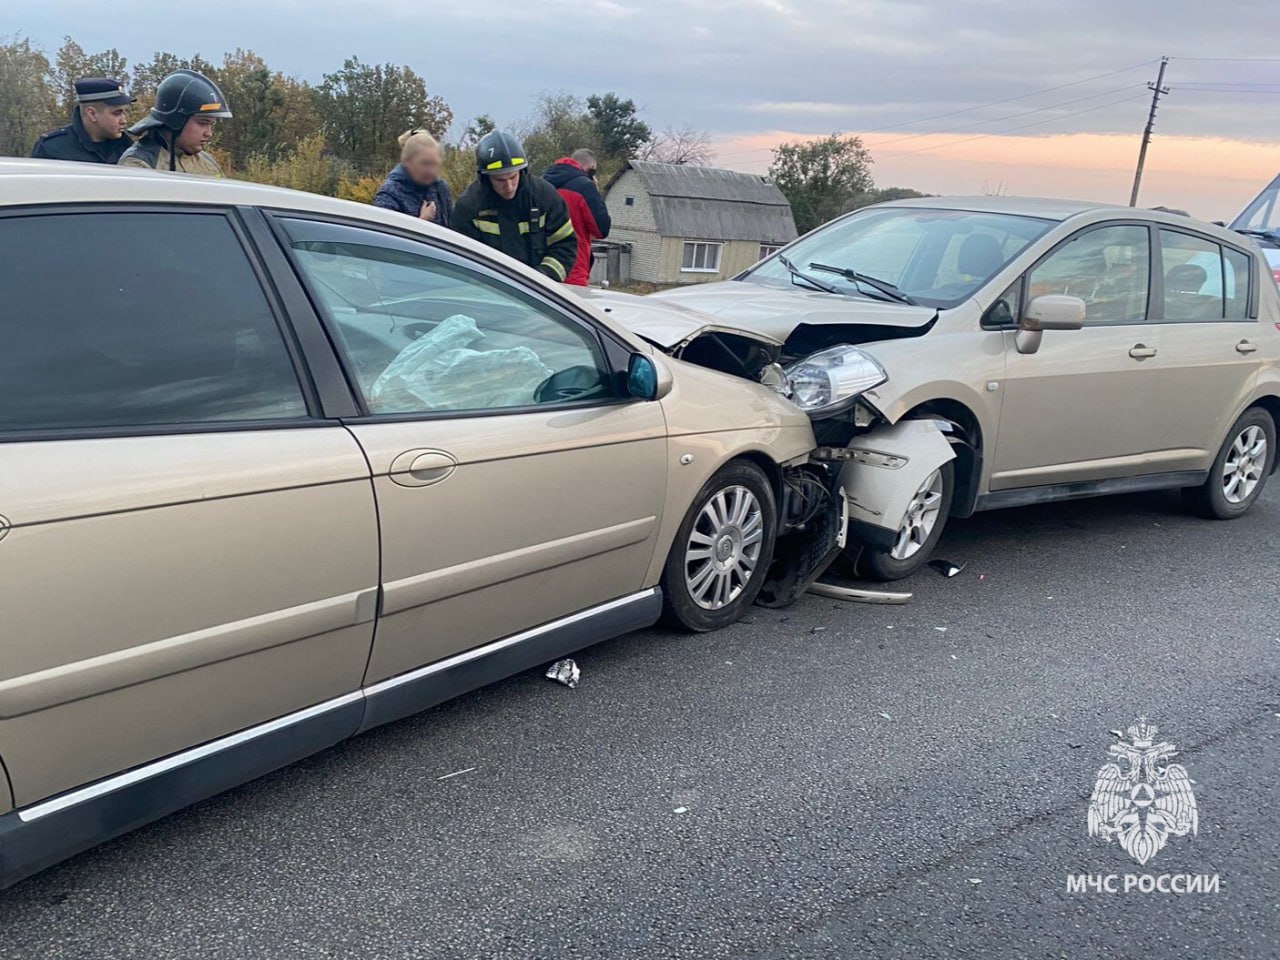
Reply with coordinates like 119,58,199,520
745,207,1055,308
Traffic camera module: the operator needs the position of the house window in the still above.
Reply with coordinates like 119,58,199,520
681,241,723,273
758,244,782,262
624,196,635,206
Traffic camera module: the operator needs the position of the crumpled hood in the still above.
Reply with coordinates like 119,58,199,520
651,280,937,342
575,287,782,350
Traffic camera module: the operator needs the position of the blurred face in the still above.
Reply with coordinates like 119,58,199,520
82,104,130,141
490,169,520,200
404,144,441,185
176,116,216,155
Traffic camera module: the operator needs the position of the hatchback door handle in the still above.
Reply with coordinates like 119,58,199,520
1128,344,1157,360
1236,340,1258,355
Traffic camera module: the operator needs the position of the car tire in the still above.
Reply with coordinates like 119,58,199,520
855,460,956,582
661,461,778,632
1183,407,1276,519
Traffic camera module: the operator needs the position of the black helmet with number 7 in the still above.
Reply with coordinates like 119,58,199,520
475,130,528,177
129,69,233,136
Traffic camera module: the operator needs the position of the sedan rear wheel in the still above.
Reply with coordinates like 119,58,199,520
1184,408,1276,519
661,461,777,632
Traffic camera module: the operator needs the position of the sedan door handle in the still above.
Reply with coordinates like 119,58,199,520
1236,340,1258,355
1128,344,1157,360
388,449,458,488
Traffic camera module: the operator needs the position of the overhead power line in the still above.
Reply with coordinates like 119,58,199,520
713,58,1160,163
875,90,1152,161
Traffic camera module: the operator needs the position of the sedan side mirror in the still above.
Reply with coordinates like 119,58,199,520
627,353,673,401
1016,294,1086,354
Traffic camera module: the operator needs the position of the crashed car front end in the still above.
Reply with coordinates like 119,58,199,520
584,287,959,592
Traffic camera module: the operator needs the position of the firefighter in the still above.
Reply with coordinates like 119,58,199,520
119,70,231,177
451,131,576,282
31,78,136,165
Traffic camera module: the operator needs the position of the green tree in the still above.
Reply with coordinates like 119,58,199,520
211,49,294,163
586,93,650,159
460,114,495,148
316,57,453,172
0,36,56,156
51,37,128,119
516,92,597,170
846,186,929,212
130,51,217,105
769,133,874,233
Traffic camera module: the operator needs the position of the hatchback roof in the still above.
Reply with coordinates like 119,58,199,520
877,195,1128,221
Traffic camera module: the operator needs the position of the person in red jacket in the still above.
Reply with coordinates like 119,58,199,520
542,149,612,286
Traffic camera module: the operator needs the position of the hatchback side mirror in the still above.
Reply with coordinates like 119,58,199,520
1016,294,1086,354
627,353,673,400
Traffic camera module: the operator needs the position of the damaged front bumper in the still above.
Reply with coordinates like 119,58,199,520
757,461,848,607
813,419,957,553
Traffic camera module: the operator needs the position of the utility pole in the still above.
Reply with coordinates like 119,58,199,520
1129,57,1170,207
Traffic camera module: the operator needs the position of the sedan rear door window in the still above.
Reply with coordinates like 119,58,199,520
0,211,307,433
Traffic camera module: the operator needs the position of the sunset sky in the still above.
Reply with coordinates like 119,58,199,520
15,0,1280,220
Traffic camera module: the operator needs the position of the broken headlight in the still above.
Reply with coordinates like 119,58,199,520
785,346,887,417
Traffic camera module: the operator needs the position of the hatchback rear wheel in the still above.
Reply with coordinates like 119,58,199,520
1184,408,1276,519
661,461,777,632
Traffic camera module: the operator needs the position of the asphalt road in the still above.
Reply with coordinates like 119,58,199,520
2,486,1278,960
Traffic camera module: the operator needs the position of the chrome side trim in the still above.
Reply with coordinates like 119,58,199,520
364,589,659,696
18,692,364,822
0,590,378,720
380,519,656,615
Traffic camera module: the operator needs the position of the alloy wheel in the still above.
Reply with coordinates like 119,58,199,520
890,468,945,560
1222,424,1267,504
685,485,764,610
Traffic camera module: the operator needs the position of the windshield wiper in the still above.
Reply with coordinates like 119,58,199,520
778,254,839,294
1234,227,1280,240
808,262,919,305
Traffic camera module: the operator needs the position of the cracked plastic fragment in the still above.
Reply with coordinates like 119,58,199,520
545,658,580,689
927,558,965,578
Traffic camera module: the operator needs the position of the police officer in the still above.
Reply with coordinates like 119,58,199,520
452,131,577,282
119,69,231,177
31,78,136,165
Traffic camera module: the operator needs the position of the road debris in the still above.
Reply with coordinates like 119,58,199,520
673,806,689,814
808,581,912,605
436,767,476,781
968,878,983,885
935,626,947,633
811,626,827,634
927,558,965,578
545,658,580,688
878,712,892,720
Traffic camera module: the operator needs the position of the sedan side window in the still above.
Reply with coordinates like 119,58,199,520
1028,225,1150,325
283,221,614,415
0,212,307,433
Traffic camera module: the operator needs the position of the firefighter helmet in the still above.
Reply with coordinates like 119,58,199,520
129,69,233,136
475,130,528,177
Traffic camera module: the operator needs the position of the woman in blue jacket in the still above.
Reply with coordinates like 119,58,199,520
374,130,453,227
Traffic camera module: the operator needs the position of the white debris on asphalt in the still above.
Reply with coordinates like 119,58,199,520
878,712,891,720
969,878,983,885
545,658,580,688
935,627,947,632
808,582,912,605
673,806,689,814
436,767,476,781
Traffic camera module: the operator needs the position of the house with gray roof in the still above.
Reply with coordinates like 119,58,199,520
601,160,798,285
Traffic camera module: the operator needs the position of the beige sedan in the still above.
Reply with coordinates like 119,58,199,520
0,160,837,887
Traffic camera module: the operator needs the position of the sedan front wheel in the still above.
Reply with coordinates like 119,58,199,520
661,461,778,632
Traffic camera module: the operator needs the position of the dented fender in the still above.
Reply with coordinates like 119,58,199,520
835,420,956,550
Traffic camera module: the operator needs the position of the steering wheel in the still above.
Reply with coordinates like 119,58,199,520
534,365,610,403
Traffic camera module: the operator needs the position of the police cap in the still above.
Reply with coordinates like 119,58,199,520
75,78,136,107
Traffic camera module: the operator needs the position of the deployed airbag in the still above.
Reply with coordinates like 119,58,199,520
370,314,553,412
